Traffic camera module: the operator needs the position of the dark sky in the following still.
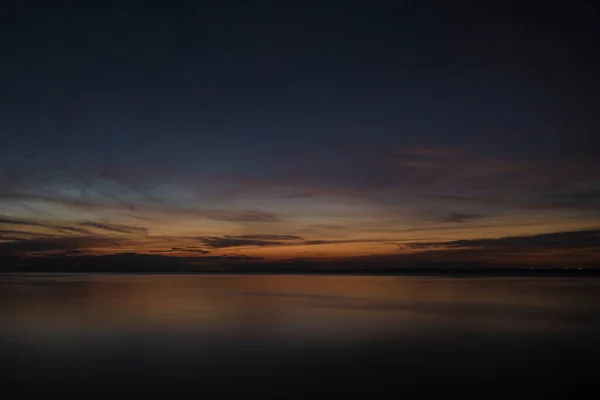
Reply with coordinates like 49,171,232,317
1,1,599,268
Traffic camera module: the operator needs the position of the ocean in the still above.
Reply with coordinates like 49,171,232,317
1,273,599,398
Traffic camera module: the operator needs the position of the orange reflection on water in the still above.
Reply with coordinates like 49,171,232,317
2,274,599,342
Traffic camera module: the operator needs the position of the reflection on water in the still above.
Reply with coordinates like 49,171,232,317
2,274,600,396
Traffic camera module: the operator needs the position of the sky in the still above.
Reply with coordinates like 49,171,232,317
1,1,599,269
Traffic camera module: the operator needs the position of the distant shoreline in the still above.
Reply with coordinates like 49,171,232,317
2,269,600,277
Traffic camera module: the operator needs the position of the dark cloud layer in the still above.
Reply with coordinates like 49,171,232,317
199,236,287,249
0,236,119,257
438,213,483,223
232,234,303,240
403,229,600,251
197,235,389,249
2,227,600,272
303,239,389,246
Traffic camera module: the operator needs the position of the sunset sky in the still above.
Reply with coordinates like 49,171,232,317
1,1,599,269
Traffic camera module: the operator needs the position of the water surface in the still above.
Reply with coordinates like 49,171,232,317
2,274,599,397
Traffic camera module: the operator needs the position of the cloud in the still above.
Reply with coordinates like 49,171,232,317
3,229,599,270
304,240,329,245
199,236,286,248
0,236,120,256
0,193,130,212
79,221,148,236
231,234,303,240
180,249,210,254
303,238,390,246
0,216,47,228
0,215,92,236
423,194,481,203
518,190,600,212
402,229,600,251
337,230,600,268
438,213,483,223
519,202,599,212
188,255,263,263
61,249,85,255
197,235,387,249
197,234,304,249
205,210,279,222
311,224,348,230
57,226,93,234
388,147,600,218
0,229,51,240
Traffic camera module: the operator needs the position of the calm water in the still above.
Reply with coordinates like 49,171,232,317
2,274,600,397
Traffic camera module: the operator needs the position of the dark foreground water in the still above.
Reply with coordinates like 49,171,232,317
1,274,599,398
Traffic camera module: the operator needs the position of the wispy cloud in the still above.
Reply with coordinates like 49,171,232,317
518,190,600,213
79,221,148,236
57,226,93,234
0,216,48,228
0,215,91,236
438,213,483,223
204,210,279,222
